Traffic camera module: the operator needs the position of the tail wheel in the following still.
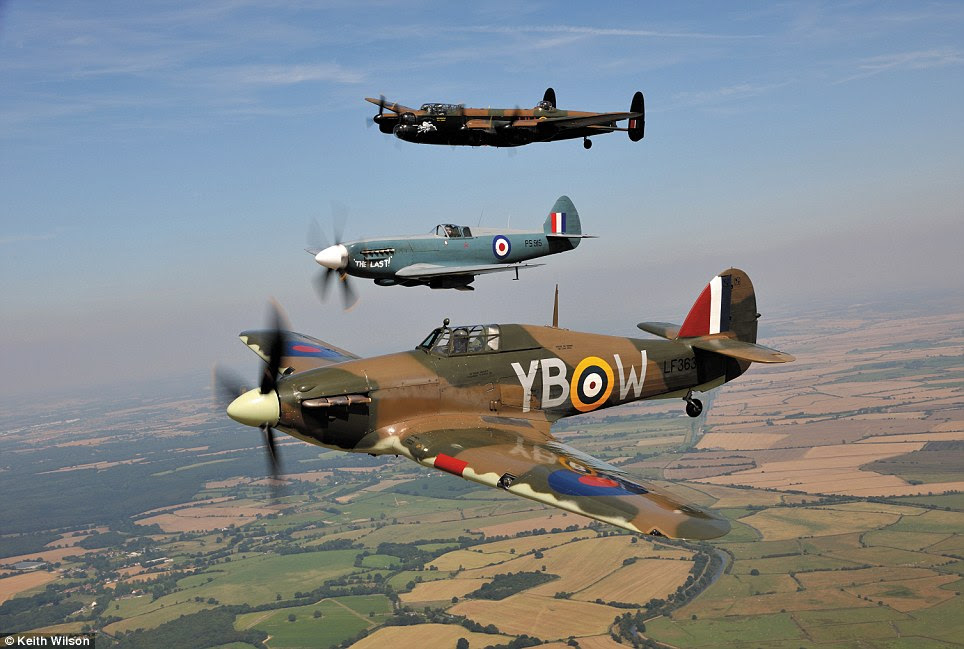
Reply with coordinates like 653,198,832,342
685,399,703,418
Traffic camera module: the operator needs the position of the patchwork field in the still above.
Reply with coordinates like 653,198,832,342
450,595,620,639
2,306,961,649
0,571,59,605
350,623,512,649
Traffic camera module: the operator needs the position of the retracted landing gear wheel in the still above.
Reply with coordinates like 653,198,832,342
583,137,592,149
685,398,703,418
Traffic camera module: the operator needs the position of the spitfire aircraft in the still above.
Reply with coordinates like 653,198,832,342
217,268,794,540
310,195,592,306
368,88,644,149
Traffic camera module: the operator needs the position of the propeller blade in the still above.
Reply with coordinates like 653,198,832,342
310,204,356,311
260,304,287,395
307,217,329,252
213,366,246,409
340,272,359,310
262,425,280,476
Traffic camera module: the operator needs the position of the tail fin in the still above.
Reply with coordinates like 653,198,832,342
628,91,645,142
678,268,756,341
543,195,582,237
543,87,556,109
638,268,794,364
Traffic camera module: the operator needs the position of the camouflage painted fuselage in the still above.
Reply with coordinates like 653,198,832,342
370,90,645,148
383,106,620,147
275,324,743,452
265,324,741,539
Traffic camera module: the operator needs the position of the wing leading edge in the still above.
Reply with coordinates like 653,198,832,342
400,420,730,540
239,330,359,374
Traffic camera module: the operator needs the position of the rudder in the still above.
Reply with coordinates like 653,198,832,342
677,268,757,343
543,195,581,237
628,91,645,142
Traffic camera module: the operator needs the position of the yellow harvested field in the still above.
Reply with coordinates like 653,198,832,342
451,594,620,639
0,571,59,604
429,549,516,571
136,503,278,532
803,441,923,459
856,431,963,443
850,411,928,421
351,623,512,649
0,545,94,565
934,421,964,432
459,536,690,598
695,438,964,496
697,432,788,450
40,457,147,473
474,512,590,537
574,559,691,603
573,636,629,649
203,477,250,488
43,532,92,548
54,436,114,447
739,507,900,541
471,530,589,555
687,484,788,508
138,496,235,516
399,578,490,603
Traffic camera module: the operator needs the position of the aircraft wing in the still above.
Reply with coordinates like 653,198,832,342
239,330,359,374
400,417,730,540
508,111,642,130
394,262,543,279
364,97,416,114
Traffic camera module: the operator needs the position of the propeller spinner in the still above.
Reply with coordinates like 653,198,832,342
214,305,287,477
308,210,358,310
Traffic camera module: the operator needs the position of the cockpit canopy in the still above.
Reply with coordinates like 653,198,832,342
420,103,464,115
434,224,473,238
419,324,501,356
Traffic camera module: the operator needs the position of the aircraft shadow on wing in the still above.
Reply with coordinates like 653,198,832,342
216,268,794,540
368,87,644,150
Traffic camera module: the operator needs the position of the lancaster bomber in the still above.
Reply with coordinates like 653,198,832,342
216,268,793,540
309,195,592,306
368,87,644,149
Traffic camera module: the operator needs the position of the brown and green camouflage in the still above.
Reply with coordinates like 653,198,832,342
225,268,793,540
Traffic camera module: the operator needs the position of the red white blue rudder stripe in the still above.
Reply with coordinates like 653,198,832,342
550,212,566,234
678,273,733,337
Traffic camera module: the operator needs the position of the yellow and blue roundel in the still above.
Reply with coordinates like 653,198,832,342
570,356,614,412
492,235,511,259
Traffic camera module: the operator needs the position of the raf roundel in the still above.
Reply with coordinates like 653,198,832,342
570,356,615,412
492,235,511,259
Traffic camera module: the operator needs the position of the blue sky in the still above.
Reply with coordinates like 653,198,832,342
1,1,962,402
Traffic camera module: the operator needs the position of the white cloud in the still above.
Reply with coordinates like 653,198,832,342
233,63,366,85
839,48,964,82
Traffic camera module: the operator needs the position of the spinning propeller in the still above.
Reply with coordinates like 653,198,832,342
213,304,287,478
308,205,358,310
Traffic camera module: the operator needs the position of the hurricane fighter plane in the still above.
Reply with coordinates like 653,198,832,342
368,88,644,149
217,268,794,540
309,195,592,305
